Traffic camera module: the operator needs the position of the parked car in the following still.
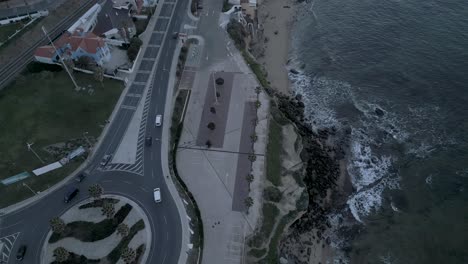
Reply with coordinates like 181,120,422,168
16,245,27,260
172,32,178,39
145,136,152,146
75,173,86,183
64,187,79,203
155,115,162,127
153,188,161,203
100,154,112,166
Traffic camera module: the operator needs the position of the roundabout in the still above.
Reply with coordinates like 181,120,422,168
41,194,151,264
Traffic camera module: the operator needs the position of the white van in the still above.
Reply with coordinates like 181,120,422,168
153,188,161,203
155,115,162,127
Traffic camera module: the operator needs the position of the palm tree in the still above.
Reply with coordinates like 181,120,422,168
121,247,136,263
88,184,103,200
246,174,254,183
244,197,253,208
117,223,130,237
49,217,65,234
53,247,69,262
101,202,115,218
207,122,216,130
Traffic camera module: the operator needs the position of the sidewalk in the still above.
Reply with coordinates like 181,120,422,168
176,32,269,263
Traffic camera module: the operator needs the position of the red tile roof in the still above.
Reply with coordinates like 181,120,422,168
34,46,56,58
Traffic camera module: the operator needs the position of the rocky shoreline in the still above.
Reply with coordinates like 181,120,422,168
264,86,353,263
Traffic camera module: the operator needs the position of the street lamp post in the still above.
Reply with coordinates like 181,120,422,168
83,132,92,147
23,182,37,195
26,142,45,164
41,26,80,91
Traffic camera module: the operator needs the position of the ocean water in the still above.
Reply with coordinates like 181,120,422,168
289,0,468,263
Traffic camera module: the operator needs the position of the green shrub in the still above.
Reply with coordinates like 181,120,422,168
227,20,247,49
263,186,282,203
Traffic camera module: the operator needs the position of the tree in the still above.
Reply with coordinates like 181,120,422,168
101,202,115,218
227,19,247,49
117,223,130,237
49,217,65,234
53,247,69,262
244,197,253,208
94,66,104,87
215,77,224,85
88,184,103,200
127,37,143,62
76,56,93,69
246,174,254,183
207,122,216,130
121,247,136,264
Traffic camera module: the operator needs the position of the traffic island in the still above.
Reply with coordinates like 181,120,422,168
40,194,151,264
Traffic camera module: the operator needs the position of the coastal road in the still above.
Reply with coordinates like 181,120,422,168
0,0,189,262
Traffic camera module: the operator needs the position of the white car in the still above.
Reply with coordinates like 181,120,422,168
153,188,161,203
155,115,162,127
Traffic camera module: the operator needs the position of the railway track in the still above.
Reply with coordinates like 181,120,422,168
0,0,97,89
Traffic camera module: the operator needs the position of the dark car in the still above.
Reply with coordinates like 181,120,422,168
75,173,86,183
172,32,178,39
16,245,27,260
64,187,79,203
145,136,152,146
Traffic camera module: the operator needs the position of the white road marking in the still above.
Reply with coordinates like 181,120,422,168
163,215,167,224
166,231,169,240
123,180,131,185
162,253,167,264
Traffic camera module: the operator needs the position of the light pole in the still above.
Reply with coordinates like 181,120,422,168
23,182,37,195
83,132,92,147
27,142,45,164
41,26,80,91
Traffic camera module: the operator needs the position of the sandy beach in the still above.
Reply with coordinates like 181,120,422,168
255,0,297,94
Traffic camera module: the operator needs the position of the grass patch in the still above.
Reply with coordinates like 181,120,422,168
249,247,267,258
0,18,42,51
107,219,145,263
266,117,283,186
78,198,119,209
49,204,132,243
0,22,23,42
249,203,279,248
263,186,282,203
0,69,123,208
261,211,298,263
241,50,270,89
134,244,146,263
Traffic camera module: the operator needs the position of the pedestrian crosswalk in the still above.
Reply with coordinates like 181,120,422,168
0,232,20,263
103,71,156,176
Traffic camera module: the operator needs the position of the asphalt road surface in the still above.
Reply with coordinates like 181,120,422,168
0,0,189,262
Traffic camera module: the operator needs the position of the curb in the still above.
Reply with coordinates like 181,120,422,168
160,39,191,264
187,0,200,22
